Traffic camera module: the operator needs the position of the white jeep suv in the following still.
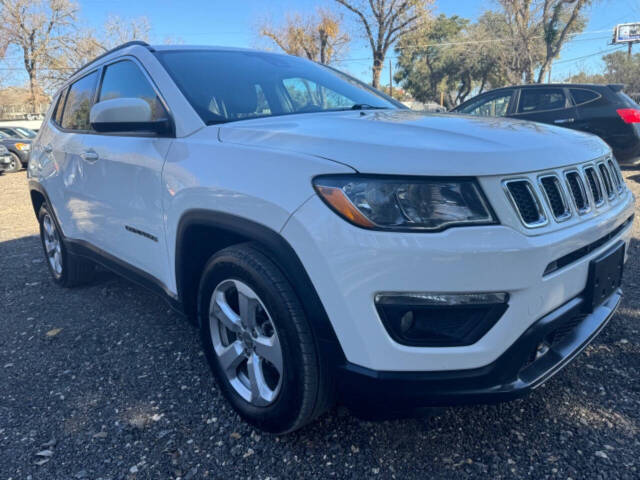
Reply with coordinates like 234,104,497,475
29,42,635,433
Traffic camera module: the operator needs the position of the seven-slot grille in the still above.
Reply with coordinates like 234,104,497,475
504,158,626,228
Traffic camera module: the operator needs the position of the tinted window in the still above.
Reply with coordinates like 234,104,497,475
518,88,566,113
61,72,98,130
156,50,398,124
99,60,167,121
458,91,512,117
53,88,68,125
570,88,599,105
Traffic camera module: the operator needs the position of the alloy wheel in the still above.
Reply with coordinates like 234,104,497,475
42,213,62,278
209,279,283,406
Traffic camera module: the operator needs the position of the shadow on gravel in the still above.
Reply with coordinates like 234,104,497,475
1,231,639,478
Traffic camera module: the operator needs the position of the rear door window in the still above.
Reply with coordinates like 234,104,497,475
517,88,567,113
98,60,168,121
61,71,99,131
569,88,600,105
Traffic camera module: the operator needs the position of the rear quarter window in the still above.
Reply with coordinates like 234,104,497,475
53,88,68,125
569,88,600,105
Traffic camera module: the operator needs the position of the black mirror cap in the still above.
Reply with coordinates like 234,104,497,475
91,118,172,135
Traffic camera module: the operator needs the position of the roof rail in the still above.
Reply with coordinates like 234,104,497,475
69,40,153,79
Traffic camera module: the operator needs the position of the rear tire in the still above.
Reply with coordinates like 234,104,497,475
38,205,94,287
198,243,332,433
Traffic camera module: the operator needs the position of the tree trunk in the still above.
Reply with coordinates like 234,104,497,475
372,53,383,88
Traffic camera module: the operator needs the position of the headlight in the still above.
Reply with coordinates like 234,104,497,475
313,175,497,231
15,143,30,151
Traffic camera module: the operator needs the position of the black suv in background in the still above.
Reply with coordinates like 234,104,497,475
453,84,640,166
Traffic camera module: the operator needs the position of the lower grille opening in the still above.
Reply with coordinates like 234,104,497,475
544,214,634,275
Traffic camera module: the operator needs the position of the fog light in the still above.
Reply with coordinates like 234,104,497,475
375,292,509,347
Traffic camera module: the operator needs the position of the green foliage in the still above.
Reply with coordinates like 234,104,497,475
394,14,510,109
567,52,640,92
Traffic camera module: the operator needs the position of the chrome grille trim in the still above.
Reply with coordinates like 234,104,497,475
564,170,591,215
607,158,624,192
597,161,615,200
503,179,548,228
583,165,604,207
538,175,571,222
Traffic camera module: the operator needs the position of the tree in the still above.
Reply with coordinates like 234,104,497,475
334,0,432,88
498,0,589,83
567,52,640,92
394,14,512,109
0,0,77,109
259,8,349,64
43,15,151,90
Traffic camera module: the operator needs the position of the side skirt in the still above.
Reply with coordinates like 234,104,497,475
65,238,186,315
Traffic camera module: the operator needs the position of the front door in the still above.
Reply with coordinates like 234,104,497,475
81,58,173,285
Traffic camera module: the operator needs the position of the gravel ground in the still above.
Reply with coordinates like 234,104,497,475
0,169,639,480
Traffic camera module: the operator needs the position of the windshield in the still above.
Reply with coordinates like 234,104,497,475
14,127,36,138
155,50,400,124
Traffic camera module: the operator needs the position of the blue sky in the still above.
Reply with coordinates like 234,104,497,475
3,0,640,87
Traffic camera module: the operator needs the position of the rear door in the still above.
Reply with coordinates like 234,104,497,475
511,87,578,129
80,57,173,284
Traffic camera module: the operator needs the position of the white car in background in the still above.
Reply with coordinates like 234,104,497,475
28,42,635,433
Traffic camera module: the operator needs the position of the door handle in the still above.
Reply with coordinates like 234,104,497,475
80,150,99,162
554,118,575,124
43,145,52,154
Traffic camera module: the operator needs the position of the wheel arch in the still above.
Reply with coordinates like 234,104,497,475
175,209,346,363
28,181,48,219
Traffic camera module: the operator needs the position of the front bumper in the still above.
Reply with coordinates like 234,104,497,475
0,154,11,171
282,190,634,372
337,290,620,412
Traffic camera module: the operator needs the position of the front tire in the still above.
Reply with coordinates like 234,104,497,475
198,243,331,433
6,153,21,173
38,205,94,287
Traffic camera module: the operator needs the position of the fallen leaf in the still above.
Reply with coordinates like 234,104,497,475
46,328,62,338
92,431,108,439
34,458,50,466
35,449,54,457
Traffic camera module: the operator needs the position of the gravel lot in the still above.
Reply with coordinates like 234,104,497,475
1,169,639,480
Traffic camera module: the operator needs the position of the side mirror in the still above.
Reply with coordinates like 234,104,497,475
90,98,171,134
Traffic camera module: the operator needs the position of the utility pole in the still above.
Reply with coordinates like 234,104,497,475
389,59,393,98
629,42,633,58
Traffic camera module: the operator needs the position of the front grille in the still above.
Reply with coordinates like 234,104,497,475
504,158,627,229
539,176,570,220
584,167,604,205
598,162,614,199
505,180,545,226
565,171,589,213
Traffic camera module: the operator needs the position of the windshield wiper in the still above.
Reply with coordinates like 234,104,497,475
349,104,389,110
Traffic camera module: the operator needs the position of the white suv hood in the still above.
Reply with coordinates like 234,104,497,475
218,110,610,176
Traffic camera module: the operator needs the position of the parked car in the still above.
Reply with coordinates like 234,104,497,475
0,144,12,174
453,83,640,166
29,42,635,433
0,131,31,172
0,125,38,139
